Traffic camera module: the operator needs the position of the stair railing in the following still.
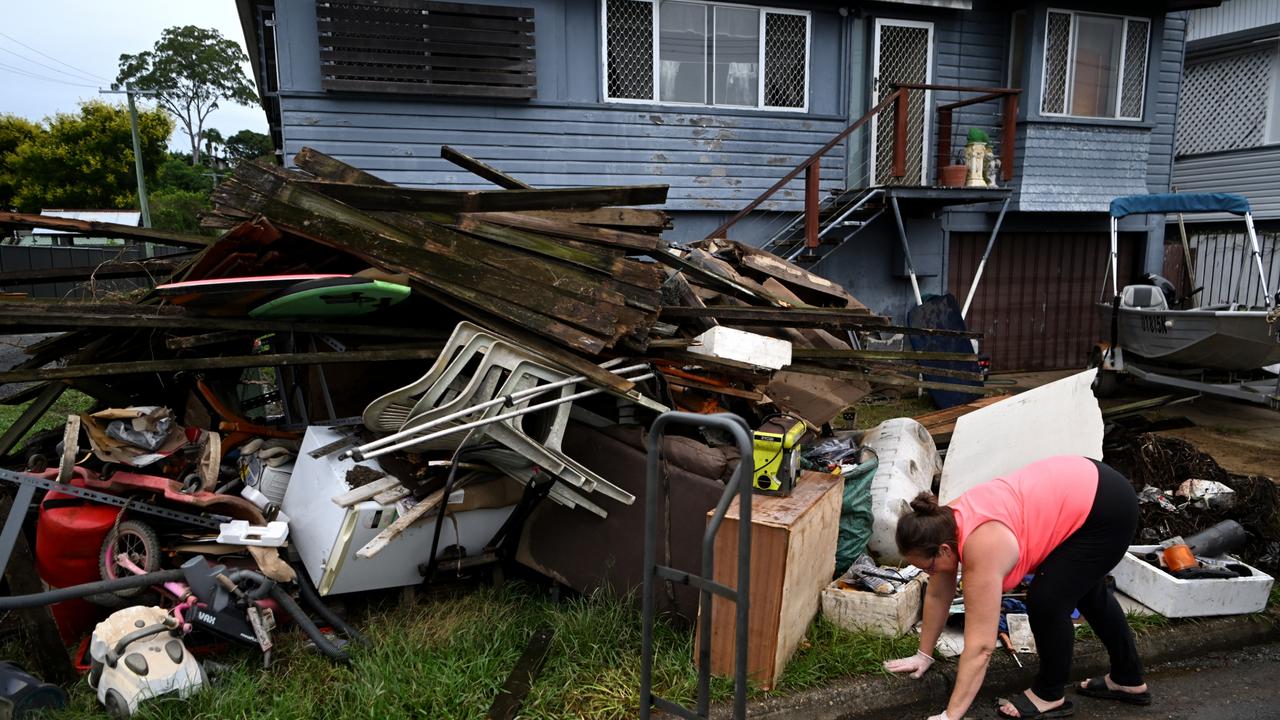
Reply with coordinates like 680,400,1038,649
705,87,907,247
706,84,1021,251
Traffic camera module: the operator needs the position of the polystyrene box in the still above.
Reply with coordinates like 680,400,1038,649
688,326,792,370
1109,545,1273,618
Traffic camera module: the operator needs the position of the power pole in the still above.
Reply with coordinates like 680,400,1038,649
99,85,158,229
100,84,161,258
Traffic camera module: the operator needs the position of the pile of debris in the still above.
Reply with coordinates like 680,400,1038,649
0,146,988,713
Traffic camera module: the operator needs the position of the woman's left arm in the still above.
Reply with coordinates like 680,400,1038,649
943,524,1019,719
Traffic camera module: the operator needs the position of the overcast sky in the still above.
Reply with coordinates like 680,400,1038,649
0,1,269,149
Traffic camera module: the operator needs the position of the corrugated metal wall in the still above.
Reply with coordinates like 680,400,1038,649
949,231,1139,371
0,245,157,299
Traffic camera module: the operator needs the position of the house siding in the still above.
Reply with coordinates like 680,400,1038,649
1014,123,1151,211
1173,146,1280,221
1147,13,1187,195
1186,0,1280,43
271,0,848,212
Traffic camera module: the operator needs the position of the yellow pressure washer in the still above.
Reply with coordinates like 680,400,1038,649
752,418,806,496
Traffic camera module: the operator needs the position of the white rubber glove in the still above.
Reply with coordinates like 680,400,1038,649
883,650,935,679
926,712,950,720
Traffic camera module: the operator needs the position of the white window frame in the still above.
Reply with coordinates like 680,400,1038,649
869,18,934,186
600,0,811,112
1039,8,1149,121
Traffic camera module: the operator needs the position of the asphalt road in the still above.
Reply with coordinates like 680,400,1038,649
901,641,1280,720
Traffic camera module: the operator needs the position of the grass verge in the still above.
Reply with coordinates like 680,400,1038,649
0,389,95,450
29,582,916,720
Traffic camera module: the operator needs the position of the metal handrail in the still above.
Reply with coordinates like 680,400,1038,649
706,83,1022,249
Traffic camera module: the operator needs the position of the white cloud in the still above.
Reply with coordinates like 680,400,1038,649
0,0,269,150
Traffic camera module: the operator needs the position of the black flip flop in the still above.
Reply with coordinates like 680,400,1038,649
996,694,1076,719
1077,676,1153,705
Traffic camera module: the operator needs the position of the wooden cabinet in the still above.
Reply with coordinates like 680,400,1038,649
699,471,842,690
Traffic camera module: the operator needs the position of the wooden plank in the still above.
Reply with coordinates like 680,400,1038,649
441,145,533,190
0,213,212,248
410,283,634,392
331,476,398,508
298,179,669,213
785,361,983,382
520,208,670,230
791,348,978,362
457,211,660,252
0,304,443,338
293,147,392,185
661,374,764,401
320,79,536,98
213,165,615,353
356,485,455,559
648,248,783,307
0,348,441,384
372,485,413,505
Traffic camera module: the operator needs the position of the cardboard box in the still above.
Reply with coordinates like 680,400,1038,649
820,575,924,636
699,472,841,690
1109,545,1274,618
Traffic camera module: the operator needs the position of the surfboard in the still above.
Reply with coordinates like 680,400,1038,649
248,277,411,319
155,274,348,316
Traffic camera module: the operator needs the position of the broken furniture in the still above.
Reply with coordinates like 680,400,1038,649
699,470,842,691
285,426,520,595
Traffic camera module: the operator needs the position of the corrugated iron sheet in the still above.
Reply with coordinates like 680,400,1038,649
948,231,1139,372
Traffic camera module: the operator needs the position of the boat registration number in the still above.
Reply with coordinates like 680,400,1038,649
1140,315,1168,334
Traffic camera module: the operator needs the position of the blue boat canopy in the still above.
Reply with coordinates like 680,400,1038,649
1109,193,1251,218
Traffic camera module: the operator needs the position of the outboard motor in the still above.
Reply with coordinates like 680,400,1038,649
1143,273,1178,308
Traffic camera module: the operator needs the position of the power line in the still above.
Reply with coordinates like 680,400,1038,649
0,61,98,88
0,45,102,83
0,31,111,83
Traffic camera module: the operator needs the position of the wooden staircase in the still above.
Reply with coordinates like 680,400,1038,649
759,187,887,267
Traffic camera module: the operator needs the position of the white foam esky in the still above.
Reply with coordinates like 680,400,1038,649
0,1,269,150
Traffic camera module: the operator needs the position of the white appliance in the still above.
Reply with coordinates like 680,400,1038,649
284,426,516,595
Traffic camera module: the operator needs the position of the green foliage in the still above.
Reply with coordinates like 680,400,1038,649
116,26,258,166
0,114,41,210
154,153,215,193
0,101,172,213
150,188,211,235
225,128,274,165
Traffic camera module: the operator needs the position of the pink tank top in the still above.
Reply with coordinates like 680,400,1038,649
949,456,1099,591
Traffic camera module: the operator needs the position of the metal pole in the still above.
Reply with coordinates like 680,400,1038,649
890,195,923,306
1244,212,1273,308
1110,216,1119,298
960,195,1011,320
124,87,152,232
352,373,656,461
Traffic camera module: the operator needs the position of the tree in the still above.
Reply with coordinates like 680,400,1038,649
0,115,42,210
115,26,258,166
154,153,216,194
224,129,274,165
203,127,225,165
150,189,211,235
1,101,172,212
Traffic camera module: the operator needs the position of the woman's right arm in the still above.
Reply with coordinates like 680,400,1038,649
916,568,956,657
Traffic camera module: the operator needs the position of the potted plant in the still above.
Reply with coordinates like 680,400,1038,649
939,149,966,187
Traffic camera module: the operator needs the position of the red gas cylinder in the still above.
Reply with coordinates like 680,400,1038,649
34,489,119,645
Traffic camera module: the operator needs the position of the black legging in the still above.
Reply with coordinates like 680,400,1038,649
1025,460,1143,702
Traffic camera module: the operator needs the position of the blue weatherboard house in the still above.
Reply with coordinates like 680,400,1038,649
236,0,1217,371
